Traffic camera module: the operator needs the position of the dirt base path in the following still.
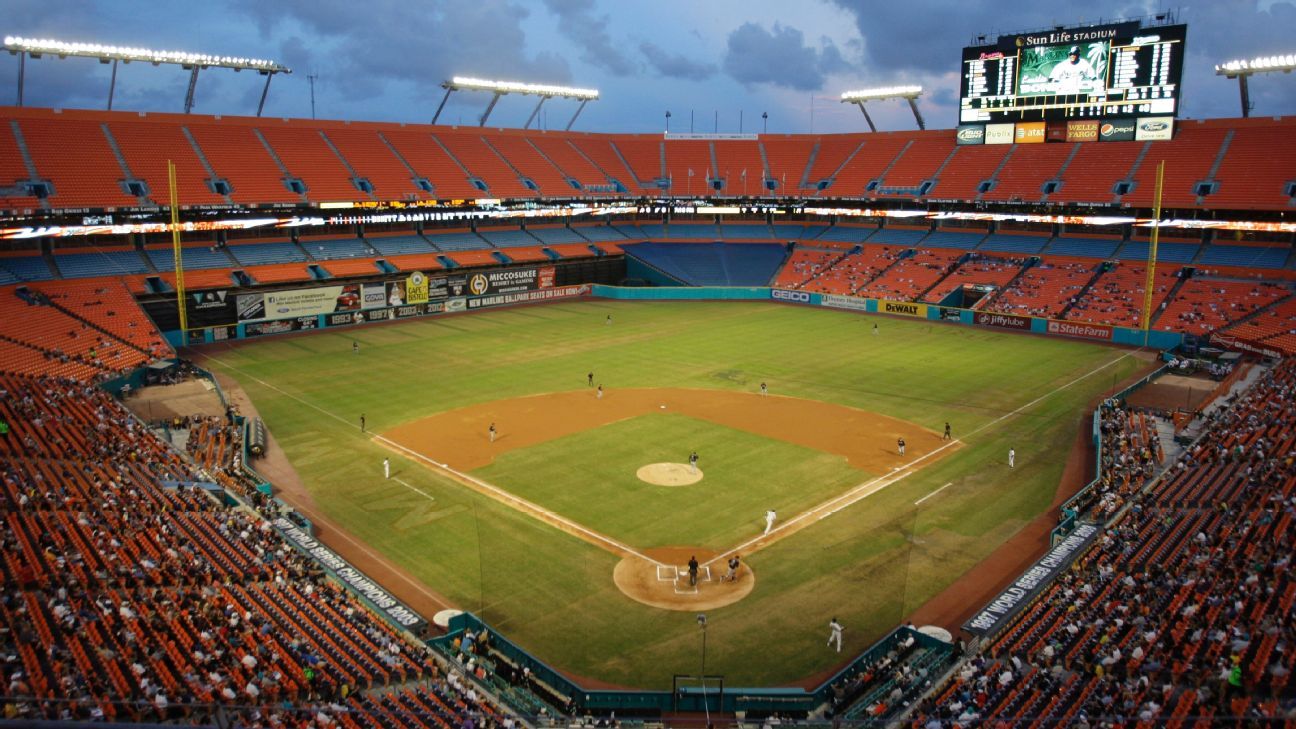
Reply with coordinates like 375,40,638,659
613,547,755,611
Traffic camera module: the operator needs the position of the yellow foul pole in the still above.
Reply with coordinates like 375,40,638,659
169,160,188,335
1140,160,1165,344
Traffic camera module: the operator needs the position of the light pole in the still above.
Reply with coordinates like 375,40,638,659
697,613,710,725
762,111,768,134
665,110,671,133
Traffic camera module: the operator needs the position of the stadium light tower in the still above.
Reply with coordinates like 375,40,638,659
3,36,290,115
1215,54,1296,117
434,76,600,130
840,85,925,131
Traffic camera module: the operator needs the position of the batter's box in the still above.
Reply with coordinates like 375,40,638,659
655,565,677,582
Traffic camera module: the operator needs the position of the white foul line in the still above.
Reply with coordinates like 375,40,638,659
202,354,667,568
914,482,954,506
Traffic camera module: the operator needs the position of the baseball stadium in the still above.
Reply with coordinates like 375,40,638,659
0,6,1294,728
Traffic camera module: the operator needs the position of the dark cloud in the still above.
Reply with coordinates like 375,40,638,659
723,22,848,91
639,43,716,81
541,0,636,77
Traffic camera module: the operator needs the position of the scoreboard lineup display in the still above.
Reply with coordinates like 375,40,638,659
960,22,1187,123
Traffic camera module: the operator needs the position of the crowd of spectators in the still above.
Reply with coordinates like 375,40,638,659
987,260,1096,319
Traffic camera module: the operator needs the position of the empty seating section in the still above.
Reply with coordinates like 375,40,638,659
1209,120,1296,209
529,137,615,191
365,233,435,256
867,227,927,247
1051,140,1141,204
981,142,1073,202
35,279,169,356
878,135,955,193
927,143,1008,200
226,241,308,266
146,243,234,270
662,140,714,195
801,246,902,296
385,253,446,272
321,258,385,277
978,233,1051,255
1116,239,1199,263
527,226,586,244
772,248,840,288
923,254,1024,303
435,132,534,198
722,223,775,239
425,231,488,251
666,223,719,239
478,227,540,248
244,264,313,284
712,140,764,195
573,224,628,241
54,249,150,278
500,246,550,263
1198,242,1289,269
569,137,653,193
257,125,361,201
1122,125,1229,208
922,229,986,250
802,136,859,191
381,130,484,200
299,236,374,260
772,223,827,241
486,135,574,195
815,225,877,246
1065,263,1179,328
155,269,237,290
761,138,814,194
609,223,647,239
445,250,499,268
546,243,597,259
858,249,961,300
822,135,909,196
0,121,39,210
0,289,150,376
186,123,299,204
987,258,1096,318
16,117,139,208
0,256,53,282
323,127,426,201
106,120,229,206
1044,235,1122,258
1156,278,1289,335
623,242,784,286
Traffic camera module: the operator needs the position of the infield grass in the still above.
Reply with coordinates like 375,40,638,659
203,299,1148,688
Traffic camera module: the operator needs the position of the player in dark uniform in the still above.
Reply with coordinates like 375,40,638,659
943,422,952,440
360,414,366,432
897,437,906,456
687,555,699,586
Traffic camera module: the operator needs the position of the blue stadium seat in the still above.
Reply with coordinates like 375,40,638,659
55,250,151,278
978,234,1051,255
479,229,542,248
1198,244,1288,269
622,242,785,286
0,256,55,281
426,231,490,251
922,231,987,250
574,225,628,242
226,242,309,266
1043,237,1122,258
667,223,720,239
302,238,373,260
722,223,775,239
816,225,877,244
147,245,236,270
867,228,928,246
1117,241,1198,263
528,227,588,244
365,235,435,256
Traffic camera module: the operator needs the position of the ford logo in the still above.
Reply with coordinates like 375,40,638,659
1141,121,1168,131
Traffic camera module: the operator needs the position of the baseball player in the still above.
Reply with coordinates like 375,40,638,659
764,509,777,535
687,555,699,586
489,422,497,443
872,323,879,336
897,437,906,456
353,341,359,355
383,458,390,479
596,384,603,400
360,414,366,432
827,617,844,652
605,314,612,325
724,555,740,582
943,422,952,441
587,372,594,386
689,450,699,474
760,382,768,396
1009,448,1016,468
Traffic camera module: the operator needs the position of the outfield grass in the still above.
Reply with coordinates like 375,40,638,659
205,300,1146,688
475,413,868,549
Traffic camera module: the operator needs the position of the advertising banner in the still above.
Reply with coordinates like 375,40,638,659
327,311,368,327
1047,319,1113,341
880,300,928,317
820,294,870,312
939,307,963,322
466,284,590,310
1045,121,1068,142
1066,119,1100,142
238,285,362,322
1135,116,1174,141
1099,118,1136,142
1014,121,1047,144
986,123,1015,145
771,289,812,303
965,523,1101,636
272,517,427,631
361,284,387,310
406,271,430,305
955,124,986,145
974,311,1032,330
465,267,548,297
246,316,319,337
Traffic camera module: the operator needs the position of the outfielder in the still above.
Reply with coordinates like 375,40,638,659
827,617,844,652
383,458,390,479
489,422,497,443
1009,448,1016,468
764,509,777,535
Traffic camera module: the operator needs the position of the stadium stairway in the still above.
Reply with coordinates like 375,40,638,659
1055,262,1111,319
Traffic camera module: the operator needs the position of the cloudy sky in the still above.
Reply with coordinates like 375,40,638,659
3,0,1294,134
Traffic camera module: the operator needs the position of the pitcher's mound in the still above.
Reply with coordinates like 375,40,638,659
637,462,702,486
613,547,753,611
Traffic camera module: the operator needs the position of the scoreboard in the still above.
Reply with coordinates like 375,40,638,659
960,22,1186,123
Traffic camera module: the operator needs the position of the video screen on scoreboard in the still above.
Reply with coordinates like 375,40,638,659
959,22,1186,123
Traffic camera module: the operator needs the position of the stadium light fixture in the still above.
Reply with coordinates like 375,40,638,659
3,36,291,115
434,76,600,130
839,86,925,131
1214,53,1296,117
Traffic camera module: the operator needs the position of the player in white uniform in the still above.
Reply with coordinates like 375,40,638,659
383,458,390,479
1049,47,1098,94
827,617,844,652
1009,448,1016,468
764,509,777,535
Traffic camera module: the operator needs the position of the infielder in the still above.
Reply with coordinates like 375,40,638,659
587,372,594,386
383,458,390,479
596,384,603,400
1009,448,1016,468
760,382,768,396
489,422,497,443
360,414,366,432
689,450,699,474
827,617,844,652
764,509,777,535
897,437,906,456
943,422,952,440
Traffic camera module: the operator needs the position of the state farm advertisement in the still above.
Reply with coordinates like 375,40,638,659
1047,319,1113,341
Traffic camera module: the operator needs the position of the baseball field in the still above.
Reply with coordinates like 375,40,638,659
199,298,1148,688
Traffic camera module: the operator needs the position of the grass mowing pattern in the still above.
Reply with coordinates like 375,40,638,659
206,300,1145,687
474,413,868,549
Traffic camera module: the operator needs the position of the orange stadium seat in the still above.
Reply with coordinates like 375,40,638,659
380,129,487,200
257,125,363,202
567,137,654,193
323,127,431,202
433,131,536,199
14,116,140,208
